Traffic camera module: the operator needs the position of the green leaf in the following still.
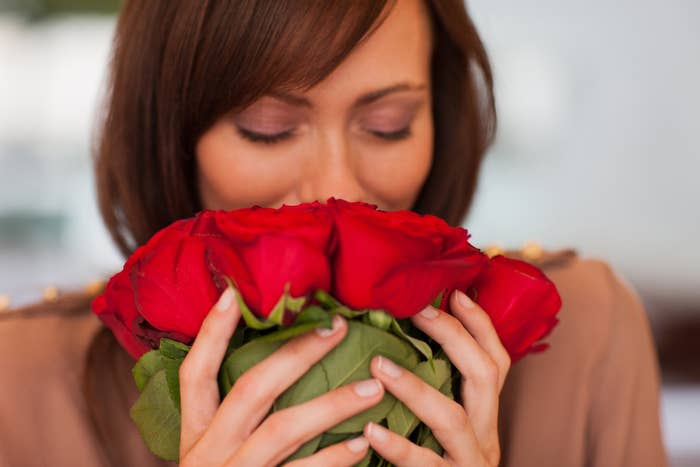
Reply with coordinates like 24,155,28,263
321,321,420,433
161,356,184,411
389,318,433,361
220,315,332,462
221,277,274,330
417,424,443,456
129,370,181,462
314,289,342,309
273,360,330,462
132,350,164,392
313,289,371,318
273,359,329,412
355,449,374,467
225,326,246,355
431,289,445,308
284,434,323,462
224,277,309,328
159,338,190,359
332,305,369,319
386,359,451,438
265,289,288,326
157,339,190,411
331,394,397,434
318,432,354,449
253,321,324,343
295,305,332,325
218,338,284,394
283,282,307,314
238,294,278,330
253,305,334,344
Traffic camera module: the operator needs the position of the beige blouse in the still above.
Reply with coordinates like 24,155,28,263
0,250,669,466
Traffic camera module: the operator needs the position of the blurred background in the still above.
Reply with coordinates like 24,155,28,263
0,0,698,465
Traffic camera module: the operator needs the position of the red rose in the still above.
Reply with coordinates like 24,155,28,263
91,270,151,359
468,255,562,363
200,203,335,319
92,205,336,359
92,217,224,359
327,198,488,318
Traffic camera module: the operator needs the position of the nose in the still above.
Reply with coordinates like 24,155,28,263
296,130,366,204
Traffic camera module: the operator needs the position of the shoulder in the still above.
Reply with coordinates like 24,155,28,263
0,290,105,388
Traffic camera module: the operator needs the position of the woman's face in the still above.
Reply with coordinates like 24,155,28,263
195,0,434,212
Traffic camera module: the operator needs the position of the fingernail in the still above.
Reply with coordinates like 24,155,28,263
457,290,475,309
366,422,389,442
215,287,235,312
316,314,344,337
353,378,381,397
345,436,369,453
418,305,439,319
377,356,402,378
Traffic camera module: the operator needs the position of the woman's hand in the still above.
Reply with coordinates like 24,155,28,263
178,287,383,467
365,289,511,466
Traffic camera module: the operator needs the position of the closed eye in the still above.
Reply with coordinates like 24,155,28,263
369,126,412,141
236,127,295,145
235,126,412,145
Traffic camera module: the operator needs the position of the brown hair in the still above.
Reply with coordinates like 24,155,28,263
27,0,495,463
95,0,495,258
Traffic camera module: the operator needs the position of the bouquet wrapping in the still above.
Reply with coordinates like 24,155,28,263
91,197,561,465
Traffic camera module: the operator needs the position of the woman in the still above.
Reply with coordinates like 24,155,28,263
0,0,668,466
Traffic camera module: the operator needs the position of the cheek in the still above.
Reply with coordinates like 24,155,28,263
358,113,434,210
195,120,301,210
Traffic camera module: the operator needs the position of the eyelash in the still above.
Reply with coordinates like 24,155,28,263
236,126,412,145
236,128,295,145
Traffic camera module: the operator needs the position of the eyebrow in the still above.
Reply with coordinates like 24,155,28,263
268,82,427,109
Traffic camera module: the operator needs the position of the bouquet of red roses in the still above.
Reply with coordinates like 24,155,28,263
91,197,561,465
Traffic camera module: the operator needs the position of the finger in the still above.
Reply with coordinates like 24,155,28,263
410,304,501,391
179,286,240,458
229,379,384,466
370,356,480,465
203,314,348,446
410,304,501,459
283,437,369,467
449,289,511,391
364,422,445,467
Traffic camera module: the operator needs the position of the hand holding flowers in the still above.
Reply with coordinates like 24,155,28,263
92,198,561,466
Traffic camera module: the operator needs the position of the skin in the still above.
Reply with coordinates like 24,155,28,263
185,0,510,465
196,0,434,213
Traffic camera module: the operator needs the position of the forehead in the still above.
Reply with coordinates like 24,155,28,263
298,0,433,104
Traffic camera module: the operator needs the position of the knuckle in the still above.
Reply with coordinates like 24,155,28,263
261,410,298,443
278,334,321,368
178,358,199,383
230,372,262,404
475,357,499,387
282,336,309,359
449,403,470,429
435,313,466,343
436,401,469,432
